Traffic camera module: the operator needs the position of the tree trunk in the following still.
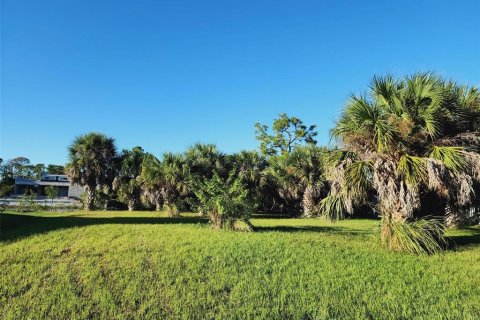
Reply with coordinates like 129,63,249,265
155,199,162,212
302,185,316,217
127,198,136,211
85,185,95,211
211,208,219,228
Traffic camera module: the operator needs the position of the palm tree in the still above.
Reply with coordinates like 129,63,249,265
323,73,480,253
161,153,190,216
185,143,227,179
113,146,145,211
139,153,190,216
66,133,117,211
289,145,328,217
138,154,164,211
231,150,268,209
267,154,303,215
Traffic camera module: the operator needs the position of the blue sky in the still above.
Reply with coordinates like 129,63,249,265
1,0,479,165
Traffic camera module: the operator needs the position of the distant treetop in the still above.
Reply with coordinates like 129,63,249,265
255,113,318,156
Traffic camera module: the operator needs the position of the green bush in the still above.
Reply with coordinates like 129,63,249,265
194,173,253,230
0,184,13,197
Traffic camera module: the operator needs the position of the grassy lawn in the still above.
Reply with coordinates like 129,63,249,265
1,211,480,319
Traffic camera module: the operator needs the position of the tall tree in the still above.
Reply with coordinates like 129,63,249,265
47,164,65,175
32,164,46,179
230,150,268,209
66,133,117,210
138,154,164,211
255,113,318,156
322,73,480,253
113,146,146,211
159,153,190,216
289,145,328,217
8,157,31,177
267,154,303,215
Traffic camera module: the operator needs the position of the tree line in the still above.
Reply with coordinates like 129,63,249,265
5,72,480,253
0,157,64,197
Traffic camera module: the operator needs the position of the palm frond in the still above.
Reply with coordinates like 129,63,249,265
429,146,467,173
319,194,346,221
381,217,446,255
397,155,427,187
344,160,373,202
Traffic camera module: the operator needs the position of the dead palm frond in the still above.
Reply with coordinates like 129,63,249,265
381,217,446,255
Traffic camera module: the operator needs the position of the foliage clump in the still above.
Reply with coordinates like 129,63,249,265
255,113,318,156
323,72,480,253
113,147,146,211
194,173,253,231
66,133,117,211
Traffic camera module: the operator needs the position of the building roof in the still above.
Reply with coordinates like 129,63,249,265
15,177,70,187
14,177,37,186
37,181,70,187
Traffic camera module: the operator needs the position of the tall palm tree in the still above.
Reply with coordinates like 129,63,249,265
113,146,145,211
66,133,117,211
161,153,190,215
231,150,268,209
267,154,303,215
289,145,328,217
323,73,480,253
138,154,164,211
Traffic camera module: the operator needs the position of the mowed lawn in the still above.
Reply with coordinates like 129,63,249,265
1,211,480,319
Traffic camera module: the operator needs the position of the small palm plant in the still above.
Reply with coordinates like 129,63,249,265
194,173,253,231
322,73,480,253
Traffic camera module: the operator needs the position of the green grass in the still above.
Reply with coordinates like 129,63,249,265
1,211,480,319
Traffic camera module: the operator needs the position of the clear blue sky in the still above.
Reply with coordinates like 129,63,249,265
1,0,479,165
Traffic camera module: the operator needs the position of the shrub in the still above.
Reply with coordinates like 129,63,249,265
194,173,253,230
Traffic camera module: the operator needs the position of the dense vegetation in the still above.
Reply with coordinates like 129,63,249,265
0,73,479,319
1,73,479,254
1,211,480,319
0,157,64,197
324,73,480,252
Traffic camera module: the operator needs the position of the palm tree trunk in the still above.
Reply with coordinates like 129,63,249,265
302,185,316,217
155,199,162,211
85,185,95,211
211,208,219,228
127,198,136,211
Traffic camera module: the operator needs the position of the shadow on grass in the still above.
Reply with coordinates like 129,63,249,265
253,225,369,235
1,212,371,242
2,213,479,250
0,213,209,242
446,228,480,249
251,213,292,219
